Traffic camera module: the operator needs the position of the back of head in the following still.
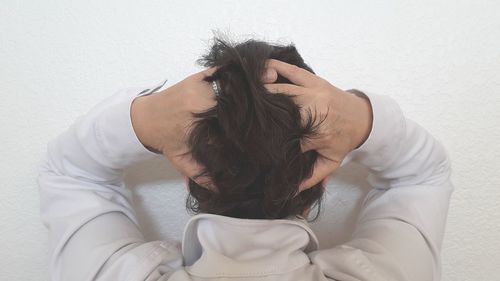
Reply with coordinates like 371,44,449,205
186,37,325,221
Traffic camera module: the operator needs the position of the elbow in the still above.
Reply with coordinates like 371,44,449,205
433,139,453,188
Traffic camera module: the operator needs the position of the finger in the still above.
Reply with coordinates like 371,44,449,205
200,66,219,78
262,68,278,83
184,166,216,191
265,83,311,108
265,84,320,143
264,83,310,103
200,66,277,83
266,59,318,87
298,157,340,192
264,83,305,95
192,175,217,191
171,154,204,181
189,67,220,85
300,137,318,153
321,174,332,186
169,152,216,191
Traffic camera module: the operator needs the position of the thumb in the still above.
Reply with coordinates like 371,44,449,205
297,156,340,193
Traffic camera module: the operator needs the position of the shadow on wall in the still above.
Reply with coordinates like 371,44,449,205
124,159,371,250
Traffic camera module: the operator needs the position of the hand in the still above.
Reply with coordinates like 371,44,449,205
264,59,373,192
130,67,278,187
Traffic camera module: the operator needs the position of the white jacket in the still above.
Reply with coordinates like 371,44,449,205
38,82,453,281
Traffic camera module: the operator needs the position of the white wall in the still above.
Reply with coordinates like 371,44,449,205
1,1,499,280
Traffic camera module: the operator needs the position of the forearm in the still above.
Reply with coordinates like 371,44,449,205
348,91,453,246
347,92,451,189
312,92,453,281
38,87,161,280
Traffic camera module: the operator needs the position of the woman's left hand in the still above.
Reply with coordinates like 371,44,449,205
130,67,278,188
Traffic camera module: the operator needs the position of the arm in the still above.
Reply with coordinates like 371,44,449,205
38,86,183,281
309,92,454,281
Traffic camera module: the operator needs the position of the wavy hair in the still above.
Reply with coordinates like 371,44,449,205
185,38,326,221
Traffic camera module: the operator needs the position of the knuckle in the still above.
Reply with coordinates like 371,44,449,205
266,85,278,93
317,79,330,89
283,85,294,93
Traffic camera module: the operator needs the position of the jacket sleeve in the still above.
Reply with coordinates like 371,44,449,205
309,92,454,281
38,86,183,281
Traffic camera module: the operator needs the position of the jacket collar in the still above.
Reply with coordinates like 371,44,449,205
181,213,319,278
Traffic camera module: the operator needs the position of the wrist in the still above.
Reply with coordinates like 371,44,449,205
130,94,160,151
346,90,373,149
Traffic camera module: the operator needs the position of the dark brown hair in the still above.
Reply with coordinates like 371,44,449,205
185,37,326,221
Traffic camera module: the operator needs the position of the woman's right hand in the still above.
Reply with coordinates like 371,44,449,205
264,59,373,192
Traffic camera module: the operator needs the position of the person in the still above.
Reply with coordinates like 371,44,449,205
182,39,365,221
38,42,453,281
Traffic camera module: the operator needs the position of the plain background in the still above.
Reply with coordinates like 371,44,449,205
1,1,499,280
